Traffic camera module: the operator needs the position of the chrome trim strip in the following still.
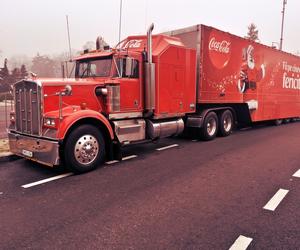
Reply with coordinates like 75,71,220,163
14,80,42,136
24,88,28,133
29,89,33,133
37,82,41,135
19,88,23,132
35,80,42,87
109,112,143,120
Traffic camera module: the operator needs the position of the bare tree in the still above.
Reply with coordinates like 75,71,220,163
245,23,259,42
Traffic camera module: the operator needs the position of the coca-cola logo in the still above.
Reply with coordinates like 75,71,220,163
209,38,231,54
122,39,143,49
208,31,231,69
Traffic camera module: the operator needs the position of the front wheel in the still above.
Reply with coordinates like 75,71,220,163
218,110,234,137
200,112,218,141
64,125,106,174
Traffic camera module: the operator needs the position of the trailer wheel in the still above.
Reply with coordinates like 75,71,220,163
218,110,234,137
200,112,218,141
64,125,105,174
274,119,283,126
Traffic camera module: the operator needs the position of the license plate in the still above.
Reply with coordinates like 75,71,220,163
22,149,33,158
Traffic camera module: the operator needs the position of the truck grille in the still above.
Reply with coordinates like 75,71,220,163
14,80,42,135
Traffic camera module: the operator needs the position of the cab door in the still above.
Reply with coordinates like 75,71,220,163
118,57,143,113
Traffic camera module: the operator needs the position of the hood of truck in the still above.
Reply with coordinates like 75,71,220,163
38,77,105,87
36,77,118,114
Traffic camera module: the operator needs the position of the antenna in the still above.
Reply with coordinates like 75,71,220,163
279,0,287,50
66,15,72,61
145,0,148,30
118,0,123,49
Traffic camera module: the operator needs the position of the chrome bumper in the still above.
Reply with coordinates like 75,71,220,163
8,132,60,166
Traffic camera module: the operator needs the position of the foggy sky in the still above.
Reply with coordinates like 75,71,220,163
0,0,299,60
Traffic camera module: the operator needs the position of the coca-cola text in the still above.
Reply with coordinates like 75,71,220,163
209,38,231,54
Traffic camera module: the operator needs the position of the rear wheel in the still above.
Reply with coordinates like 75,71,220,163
200,112,218,141
64,125,105,174
218,110,234,137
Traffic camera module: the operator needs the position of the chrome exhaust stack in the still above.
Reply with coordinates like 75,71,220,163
147,23,154,63
145,23,155,115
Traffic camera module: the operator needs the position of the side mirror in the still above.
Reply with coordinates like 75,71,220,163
125,57,134,77
9,85,13,95
64,84,72,96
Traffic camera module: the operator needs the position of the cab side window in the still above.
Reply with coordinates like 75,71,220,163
130,60,139,78
114,58,139,78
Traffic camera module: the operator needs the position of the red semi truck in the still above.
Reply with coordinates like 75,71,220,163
8,24,300,173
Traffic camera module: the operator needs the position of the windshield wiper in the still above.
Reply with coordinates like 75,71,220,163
80,67,88,78
113,57,121,78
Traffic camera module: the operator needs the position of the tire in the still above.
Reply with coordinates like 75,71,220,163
283,118,291,124
64,125,105,174
200,112,218,141
218,110,234,137
274,119,283,126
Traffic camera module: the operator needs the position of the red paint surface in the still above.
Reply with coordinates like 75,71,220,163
37,26,300,141
199,25,300,121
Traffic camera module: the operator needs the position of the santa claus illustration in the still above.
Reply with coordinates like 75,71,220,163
238,45,265,93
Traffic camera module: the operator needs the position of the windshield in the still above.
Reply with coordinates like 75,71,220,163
75,57,112,78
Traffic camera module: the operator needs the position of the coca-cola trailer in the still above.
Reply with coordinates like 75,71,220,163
8,24,300,173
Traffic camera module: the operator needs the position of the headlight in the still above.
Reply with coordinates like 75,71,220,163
43,118,56,127
10,113,15,123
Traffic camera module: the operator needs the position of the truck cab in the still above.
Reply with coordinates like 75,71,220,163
75,50,143,114
8,24,197,173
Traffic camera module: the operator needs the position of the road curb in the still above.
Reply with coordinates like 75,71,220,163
0,152,21,163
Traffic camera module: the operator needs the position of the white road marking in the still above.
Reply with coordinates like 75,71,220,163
229,235,253,250
22,173,73,188
106,155,138,165
240,126,252,131
156,144,179,151
292,169,300,178
263,189,289,211
122,155,137,161
105,160,119,165
191,139,198,142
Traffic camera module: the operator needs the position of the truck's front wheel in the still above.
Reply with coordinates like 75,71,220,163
64,125,105,174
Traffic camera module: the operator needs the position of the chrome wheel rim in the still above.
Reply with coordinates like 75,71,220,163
223,115,232,132
207,118,217,136
74,135,99,165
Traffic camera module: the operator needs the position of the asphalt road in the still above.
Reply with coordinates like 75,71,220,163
0,122,300,249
